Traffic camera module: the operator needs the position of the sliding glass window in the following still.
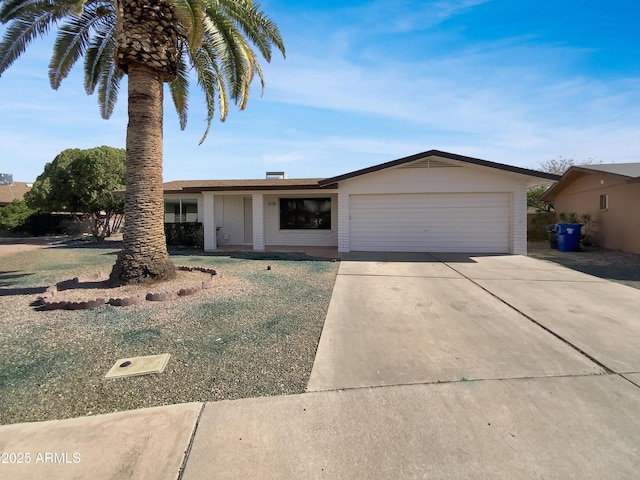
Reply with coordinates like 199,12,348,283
164,198,198,223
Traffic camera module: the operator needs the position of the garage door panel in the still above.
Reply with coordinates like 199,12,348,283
351,211,506,221
349,193,510,253
352,193,507,206
350,227,507,236
351,216,508,226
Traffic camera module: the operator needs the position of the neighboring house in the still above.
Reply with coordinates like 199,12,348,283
0,180,32,207
541,163,640,254
164,150,559,255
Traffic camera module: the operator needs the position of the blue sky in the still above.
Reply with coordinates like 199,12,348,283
1,0,639,182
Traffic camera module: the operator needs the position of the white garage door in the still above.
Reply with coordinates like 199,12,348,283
349,193,510,253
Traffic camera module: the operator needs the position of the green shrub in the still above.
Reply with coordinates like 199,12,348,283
0,200,36,232
164,223,204,247
528,211,556,242
21,212,66,236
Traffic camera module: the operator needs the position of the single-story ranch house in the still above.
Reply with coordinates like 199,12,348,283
163,150,559,255
541,163,640,255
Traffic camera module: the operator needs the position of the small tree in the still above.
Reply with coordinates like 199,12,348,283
528,157,594,212
527,184,554,212
25,146,125,241
538,157,591,176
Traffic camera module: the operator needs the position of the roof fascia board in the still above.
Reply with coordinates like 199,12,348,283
570,166,633,178
540,167,593,201
318,149,560,185
541,165,640,201
178,183,336,194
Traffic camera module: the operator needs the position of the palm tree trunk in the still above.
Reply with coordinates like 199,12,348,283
110,64,175,284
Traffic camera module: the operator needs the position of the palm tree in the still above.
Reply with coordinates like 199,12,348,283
0,0,285,284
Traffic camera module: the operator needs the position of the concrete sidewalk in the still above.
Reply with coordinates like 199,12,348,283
2,253,640,479
0,402,202,479
182,375,640,479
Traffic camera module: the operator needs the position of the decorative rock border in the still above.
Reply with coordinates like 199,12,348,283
37,266,218,311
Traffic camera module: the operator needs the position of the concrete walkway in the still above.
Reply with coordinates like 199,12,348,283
2,253,640,479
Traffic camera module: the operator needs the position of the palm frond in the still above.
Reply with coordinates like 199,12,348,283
203,6,249,102
218,0,285,61
0,0,75,75
235,41,256,110
84,16,116,94
0,0,36,21
254,56,265,95
1,0,286,144
189,42,231,143
169,48,189,130
97,57,124,120
49,4,111,89
172,0,204,50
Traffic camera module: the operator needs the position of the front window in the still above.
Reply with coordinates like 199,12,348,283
164,198,198,223
280,198,331,229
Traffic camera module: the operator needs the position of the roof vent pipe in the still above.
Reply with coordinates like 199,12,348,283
266,171,288,179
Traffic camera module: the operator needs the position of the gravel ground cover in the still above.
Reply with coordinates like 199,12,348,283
0,242,339,425
528,242,640,289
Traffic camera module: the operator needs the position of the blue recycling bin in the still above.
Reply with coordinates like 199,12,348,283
555,223,582,252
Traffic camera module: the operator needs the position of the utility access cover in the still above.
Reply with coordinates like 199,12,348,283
105,353,171,379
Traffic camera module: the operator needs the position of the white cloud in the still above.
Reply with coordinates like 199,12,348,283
341,0,492,34
258,28,640,167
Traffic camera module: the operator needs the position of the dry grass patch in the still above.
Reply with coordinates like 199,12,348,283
0,244,338,424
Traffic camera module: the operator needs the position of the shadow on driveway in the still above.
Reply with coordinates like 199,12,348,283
528,242,640,289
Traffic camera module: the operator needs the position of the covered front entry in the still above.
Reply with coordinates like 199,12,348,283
348,192,510,253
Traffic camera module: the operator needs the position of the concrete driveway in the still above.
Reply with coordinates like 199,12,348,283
308,252,640,390
186,253,640,479
3,253,640,479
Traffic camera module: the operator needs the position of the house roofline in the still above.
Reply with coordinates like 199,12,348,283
146,149,560,196
178,183,337,193
540,165,639,201
159,178,335,194
318,150,561,186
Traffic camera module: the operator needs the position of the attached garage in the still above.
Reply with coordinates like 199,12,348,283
349,192,510,253
320,151,559,255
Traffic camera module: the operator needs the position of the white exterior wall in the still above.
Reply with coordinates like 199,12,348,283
252,194,265,251
214,196,247,245
511,188,528,254
337,191,350,252
202,193,216,251
201,192,338,250
337,163,529,254
213,195,224,232
264,193,338,247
